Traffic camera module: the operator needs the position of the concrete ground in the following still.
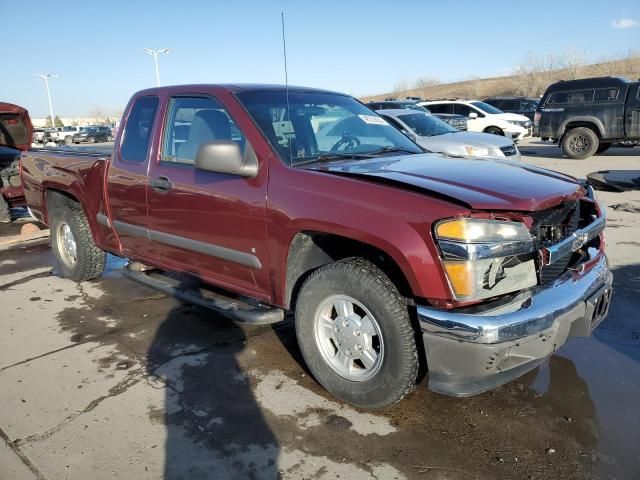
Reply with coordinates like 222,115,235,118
1,139,639,479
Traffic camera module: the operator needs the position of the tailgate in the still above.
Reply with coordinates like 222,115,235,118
0,102,33,151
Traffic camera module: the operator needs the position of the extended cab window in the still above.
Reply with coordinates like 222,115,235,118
162,96,244,164
120,96,159,162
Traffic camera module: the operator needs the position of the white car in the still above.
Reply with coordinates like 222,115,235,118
49,126,82,145
378,109,520,161
419,99,532,141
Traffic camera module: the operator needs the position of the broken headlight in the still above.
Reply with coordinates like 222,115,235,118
434,218,538,301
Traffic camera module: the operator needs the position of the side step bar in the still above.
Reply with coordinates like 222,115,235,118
123,265,285,325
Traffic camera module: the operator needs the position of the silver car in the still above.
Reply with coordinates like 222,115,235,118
378,109,520,161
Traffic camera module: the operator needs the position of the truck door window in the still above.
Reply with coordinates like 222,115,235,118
120,96,159,162
162,96,245,165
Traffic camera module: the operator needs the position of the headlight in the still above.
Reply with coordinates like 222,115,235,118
508,120,531,128
464,147,490,157
435,218,537,301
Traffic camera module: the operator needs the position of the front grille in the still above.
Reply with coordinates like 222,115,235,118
500,145,517,157
530,200,581,284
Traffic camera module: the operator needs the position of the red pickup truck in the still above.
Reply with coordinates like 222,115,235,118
21,84,612,408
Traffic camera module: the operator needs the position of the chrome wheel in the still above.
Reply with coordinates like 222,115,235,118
56,222,77,267
569,134,589,153
313,295,384,381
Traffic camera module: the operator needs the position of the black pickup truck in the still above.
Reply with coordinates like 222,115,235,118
535,76,640,159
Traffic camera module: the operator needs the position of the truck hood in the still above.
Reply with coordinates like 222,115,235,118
0,102,33,151
307,153,580,211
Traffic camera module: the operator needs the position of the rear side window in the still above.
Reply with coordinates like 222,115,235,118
501,100,520,110
426,103,451,114
547,90,594,105
594,88,619,102
162,96,245,165
120,96,159,162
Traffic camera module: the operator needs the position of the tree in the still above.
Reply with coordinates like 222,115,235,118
54,116,64,127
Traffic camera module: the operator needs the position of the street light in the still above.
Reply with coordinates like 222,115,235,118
34,73,58,128
142,48,170,87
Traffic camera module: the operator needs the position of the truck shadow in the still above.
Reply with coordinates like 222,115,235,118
145,285,280,479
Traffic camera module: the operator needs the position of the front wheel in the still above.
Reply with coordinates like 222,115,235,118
88,136,96,144
295,258,419,409
64,136,73,145
484,126,504,136
50,201,106,281
561,127,599,159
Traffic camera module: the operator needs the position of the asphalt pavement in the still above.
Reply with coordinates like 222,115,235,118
1,139,639,479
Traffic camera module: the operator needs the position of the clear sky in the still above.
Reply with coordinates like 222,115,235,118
1,0,638,117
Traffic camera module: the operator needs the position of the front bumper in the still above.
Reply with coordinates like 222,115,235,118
417,254,612,397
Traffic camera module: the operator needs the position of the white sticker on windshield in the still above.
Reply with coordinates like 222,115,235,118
358,114,389,125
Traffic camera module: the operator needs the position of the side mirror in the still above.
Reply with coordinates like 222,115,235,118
468,112,478,119
195,140,258,178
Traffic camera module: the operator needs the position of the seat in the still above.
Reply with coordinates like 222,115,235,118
177,110,231,161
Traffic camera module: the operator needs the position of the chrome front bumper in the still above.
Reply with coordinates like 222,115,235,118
418,254,612,396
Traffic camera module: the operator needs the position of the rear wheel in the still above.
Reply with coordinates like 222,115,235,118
562,127,599,159
88,136,96,144
295,258,419,409
50,201,106,281
64,136,73,145
595,142,612,154
484,126,504,136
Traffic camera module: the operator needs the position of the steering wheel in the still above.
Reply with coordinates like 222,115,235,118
330,132,361,152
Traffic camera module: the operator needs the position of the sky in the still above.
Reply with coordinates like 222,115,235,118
1,0,639,118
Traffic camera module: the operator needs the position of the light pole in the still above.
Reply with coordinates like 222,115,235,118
142,48,170,87
34,73,58,128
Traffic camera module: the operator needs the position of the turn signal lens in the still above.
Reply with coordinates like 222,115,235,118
443,262,474,297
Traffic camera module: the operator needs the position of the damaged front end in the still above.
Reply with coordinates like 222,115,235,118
417,184,612,397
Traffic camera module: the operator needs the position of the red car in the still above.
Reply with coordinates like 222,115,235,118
0,102,32,222
20,85,612,408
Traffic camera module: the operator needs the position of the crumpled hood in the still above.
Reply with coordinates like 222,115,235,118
307,153,581,211
0,102,33,151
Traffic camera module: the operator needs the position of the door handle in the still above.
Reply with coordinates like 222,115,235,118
150,176,172,191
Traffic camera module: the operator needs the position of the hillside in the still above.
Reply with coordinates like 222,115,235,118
362,56,640,102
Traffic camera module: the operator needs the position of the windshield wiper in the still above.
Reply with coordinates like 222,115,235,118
294,152,373,167
367,146,419,156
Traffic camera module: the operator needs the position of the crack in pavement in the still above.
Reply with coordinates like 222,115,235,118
0,270,53,291
0,343,82,373
0,426,49,480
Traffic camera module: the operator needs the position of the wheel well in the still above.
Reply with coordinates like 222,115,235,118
45,189,80,220
483,126,503,133
284,231,412,310
563,122,601,138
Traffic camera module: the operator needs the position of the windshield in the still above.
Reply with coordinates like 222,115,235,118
236,91,422,166
470,101,503,114
396,113,458,137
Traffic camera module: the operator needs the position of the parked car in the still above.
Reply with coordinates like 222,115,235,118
21,84,612,408
367,100,467,131
50,126,82,145
535,76,640,159
72,126,111,144
378,109,520,160
0,102,32,222
483,96,539,121
420,99,532,141
32,127,47,144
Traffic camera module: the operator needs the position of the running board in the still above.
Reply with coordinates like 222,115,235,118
122,265,285,325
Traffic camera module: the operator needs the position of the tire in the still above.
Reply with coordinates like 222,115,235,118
595,142,612,155
107,135,113,142
484,126,504,136
295,258,419,409
88,136,96,144
541,137,550,141
561,127,599,159
64,136,73,145
49,200,106,282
